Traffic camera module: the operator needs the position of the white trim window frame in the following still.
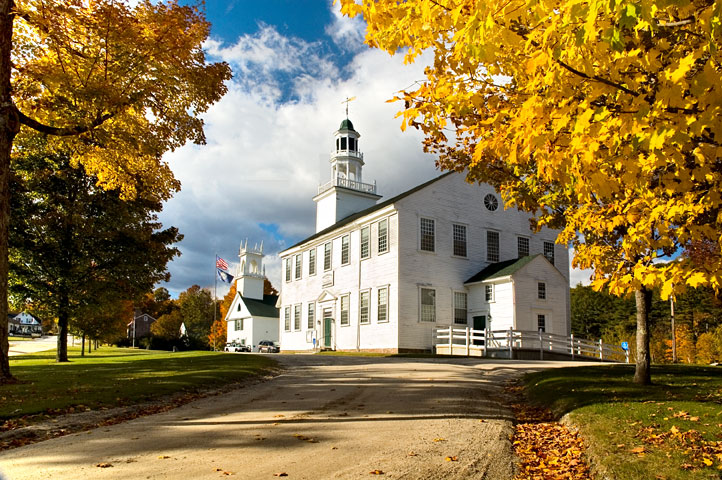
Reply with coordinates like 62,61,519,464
294,253,302,280
340,294,350,326
284,306,291,332
378,218,389,254
285,258,291,282
420,287,436,322
360,226,370,259
538,282,546,300
518,236,530,258
308,248,316,276
294,303,302,331
452,223,467,258
324,242,332,271
341,234,350,265
544,241,555,265
485,284,494,303
307,302,315,329
537,313,546,332
453,291,467,325
419,217,435,252
487,230,500,262
377,285,389,323
359,289,370,325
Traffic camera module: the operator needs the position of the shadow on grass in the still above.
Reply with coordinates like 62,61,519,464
524,364,722,417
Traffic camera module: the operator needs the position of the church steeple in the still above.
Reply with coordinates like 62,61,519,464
313,116,382,233
236,239,265,300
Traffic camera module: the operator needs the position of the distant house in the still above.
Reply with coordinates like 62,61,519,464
8,312,43,336
127,313,156,339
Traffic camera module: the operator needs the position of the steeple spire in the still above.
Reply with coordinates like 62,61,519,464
342,96,356,119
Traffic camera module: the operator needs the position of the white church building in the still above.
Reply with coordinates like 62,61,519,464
278,118,570,353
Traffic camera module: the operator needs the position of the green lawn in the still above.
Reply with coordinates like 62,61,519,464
8,337,34,342
1,347,278,420
523,365,722,480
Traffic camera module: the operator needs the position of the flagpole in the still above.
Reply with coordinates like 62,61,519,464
214,255,218,324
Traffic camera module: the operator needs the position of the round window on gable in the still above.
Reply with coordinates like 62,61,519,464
484,193,499,211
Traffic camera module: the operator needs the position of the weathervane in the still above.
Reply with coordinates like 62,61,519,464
342,96,356,118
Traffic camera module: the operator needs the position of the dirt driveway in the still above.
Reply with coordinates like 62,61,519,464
0,355,595,480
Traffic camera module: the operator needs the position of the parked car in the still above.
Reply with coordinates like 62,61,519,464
257,340,279,353
224,342,251,353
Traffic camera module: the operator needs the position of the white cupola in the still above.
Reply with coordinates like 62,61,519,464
236,239,265,300
313,117,381,232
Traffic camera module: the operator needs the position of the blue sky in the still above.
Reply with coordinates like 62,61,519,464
155,1,592,297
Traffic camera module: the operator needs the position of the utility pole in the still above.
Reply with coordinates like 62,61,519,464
670,295,676,363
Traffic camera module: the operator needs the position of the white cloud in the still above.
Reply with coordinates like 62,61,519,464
325,1,367,50
158,25,437,296
569,247,594,287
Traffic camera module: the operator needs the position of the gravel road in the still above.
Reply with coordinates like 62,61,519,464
0,355,595,480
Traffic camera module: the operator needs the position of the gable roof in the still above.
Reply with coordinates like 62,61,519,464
283,172,454,252
464,255,541,284
241,294,280,318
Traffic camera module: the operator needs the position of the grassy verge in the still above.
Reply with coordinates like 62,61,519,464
8,337,34,342
1,347,278,420
523,364,722,480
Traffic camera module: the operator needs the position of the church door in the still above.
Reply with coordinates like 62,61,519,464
323,308,333,349
472,315,486,345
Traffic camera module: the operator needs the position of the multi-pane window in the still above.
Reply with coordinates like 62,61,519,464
487,230,500,262
377,286,388,322
341,235,350,265
538,282,546,300
453,292,467,324
234,319,243,331
359,290,370,324
307,302,315,329
378,219,388,254
453,224,467,257
285,258,291,282
324,242,332,271
294,304,301,331
284,306,291,331
518,237,530,258
420,218,435,252
420,288,436,322
340,294,350,326
360,226,370,259
485,284,494,302
294,253,302,280
537,314,546,332
309,248,316,276
544,241,555,265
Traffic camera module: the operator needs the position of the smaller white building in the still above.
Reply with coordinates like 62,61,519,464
224,241,279,351
8,312,42,336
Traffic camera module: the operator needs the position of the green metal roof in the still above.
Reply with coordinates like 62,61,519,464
242,294,279,318
464,255,541,284
283,172,454,253
339,118,356,131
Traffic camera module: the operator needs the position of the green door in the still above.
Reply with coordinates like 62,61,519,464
323,309,333,348
473,315,486,345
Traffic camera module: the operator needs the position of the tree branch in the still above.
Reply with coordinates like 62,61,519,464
16,108,115,136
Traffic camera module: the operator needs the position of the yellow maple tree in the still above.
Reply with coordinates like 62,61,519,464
0,0,231,381
340,0,721,384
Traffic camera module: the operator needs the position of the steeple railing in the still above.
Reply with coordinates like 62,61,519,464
331,149,364,161
318,176,377,195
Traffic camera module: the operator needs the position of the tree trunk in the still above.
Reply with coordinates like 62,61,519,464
634,286,652,385
0,0,17,384
56,306,69,362
81,333,85,357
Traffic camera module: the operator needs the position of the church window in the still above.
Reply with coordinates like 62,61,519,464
538,282,546,300
378,218,388,254
309,248,316,276
294,304,302,331
340,294,350,326
377,286,388,323
544,241,555,265
420,217,435,252
485,285,494,302
420,288,436,322
285,258,291,282
484,193,499,211
360,290,370,324
284,307,291,332
237,303,241,311
453,292,467,325
340,137,347,150
341,235,350,265
487,231,499,262
235,319,243,331
307,302,315,329
537,314,546,332
324,242,332,271
518,237,530,258
349,137,356,150
360,226,370,259
453,224,467,257
295,253,302,280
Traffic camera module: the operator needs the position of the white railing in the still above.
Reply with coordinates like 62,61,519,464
331,149,364,161
433,326,629,362
317,176,377,195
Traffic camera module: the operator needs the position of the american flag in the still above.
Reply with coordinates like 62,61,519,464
216,256,229,271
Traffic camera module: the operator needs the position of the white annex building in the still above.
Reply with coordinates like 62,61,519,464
223,241,280,350
278,118,570,353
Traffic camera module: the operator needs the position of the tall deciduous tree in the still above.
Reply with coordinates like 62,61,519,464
9,150,182,362
341,0,722,384
0,0,230,381
178,285,215,347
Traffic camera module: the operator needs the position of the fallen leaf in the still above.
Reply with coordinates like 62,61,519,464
96,463,113,468
433,438,446,442
369,470,384,475
689,416,700,422
273,473,288,477
445,456,458,462
407,451,418,457
630,446,646,455
158,455,170,459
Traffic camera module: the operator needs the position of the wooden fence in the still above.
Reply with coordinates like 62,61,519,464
433,326,629,362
